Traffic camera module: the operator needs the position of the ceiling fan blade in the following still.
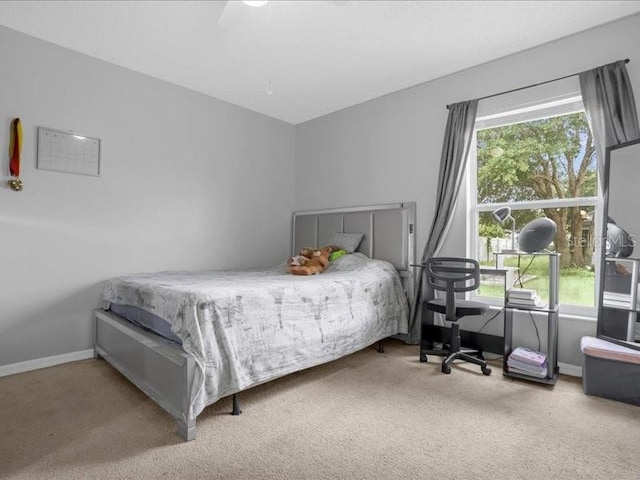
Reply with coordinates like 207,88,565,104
210,1,228,23
217,0,247,28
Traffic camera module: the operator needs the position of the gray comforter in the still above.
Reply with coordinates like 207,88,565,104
100,253,409,418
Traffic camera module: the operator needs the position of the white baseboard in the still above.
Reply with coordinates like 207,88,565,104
558,362,582,378
0,349,95,378
0,349,584,380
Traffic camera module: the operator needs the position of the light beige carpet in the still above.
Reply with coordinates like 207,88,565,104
1,340,639,480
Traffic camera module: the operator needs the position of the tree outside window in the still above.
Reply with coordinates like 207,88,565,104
473,108,598,307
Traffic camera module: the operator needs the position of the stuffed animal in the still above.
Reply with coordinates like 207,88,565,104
329,249,347,261
289,246,335,276
287,255,309,267
286,247,320,272
300,247,320,258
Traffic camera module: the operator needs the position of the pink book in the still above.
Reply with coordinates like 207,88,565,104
509,346,547,366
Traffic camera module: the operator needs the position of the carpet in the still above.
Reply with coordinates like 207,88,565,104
1,340,639,479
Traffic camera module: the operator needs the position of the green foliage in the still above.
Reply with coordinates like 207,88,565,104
477,112,597,268
501,255,550,277
477,113,596,204
479,263,596,306
479,222,505,239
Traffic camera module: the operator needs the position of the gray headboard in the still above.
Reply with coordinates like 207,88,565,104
291,202,416,303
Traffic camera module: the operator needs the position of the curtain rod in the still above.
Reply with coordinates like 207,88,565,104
446,58,630,109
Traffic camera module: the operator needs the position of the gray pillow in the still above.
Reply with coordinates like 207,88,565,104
328,232,364,253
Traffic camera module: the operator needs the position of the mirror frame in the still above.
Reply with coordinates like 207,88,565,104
597,137,640,351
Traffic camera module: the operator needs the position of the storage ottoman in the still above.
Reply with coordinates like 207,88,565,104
581,336,640,406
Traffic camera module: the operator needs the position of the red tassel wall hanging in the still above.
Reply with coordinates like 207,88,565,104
8,118,23,191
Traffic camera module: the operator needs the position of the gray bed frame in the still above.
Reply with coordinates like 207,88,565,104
94,202,416,441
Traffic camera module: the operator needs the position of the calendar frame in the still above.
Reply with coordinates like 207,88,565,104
37,126,102,177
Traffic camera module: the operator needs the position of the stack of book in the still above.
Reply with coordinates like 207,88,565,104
507,346,548,378
507,288,546,309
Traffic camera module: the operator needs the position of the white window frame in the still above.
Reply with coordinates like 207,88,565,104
468,95,601,317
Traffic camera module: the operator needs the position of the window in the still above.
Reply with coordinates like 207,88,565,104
469,96,600,309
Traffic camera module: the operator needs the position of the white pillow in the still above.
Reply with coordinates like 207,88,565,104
328,232,364,253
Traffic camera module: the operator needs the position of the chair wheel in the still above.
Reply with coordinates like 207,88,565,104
482,366,492,376
419,354,428,363
441,363,451,374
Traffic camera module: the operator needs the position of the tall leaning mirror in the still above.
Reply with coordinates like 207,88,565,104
599,138,640,350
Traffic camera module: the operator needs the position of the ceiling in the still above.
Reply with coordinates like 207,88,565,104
1,1,640,125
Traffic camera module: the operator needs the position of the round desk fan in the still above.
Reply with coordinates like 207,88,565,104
518,218,557,253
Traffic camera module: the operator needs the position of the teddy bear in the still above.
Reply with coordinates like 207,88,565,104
287,254,309,268
286,247,320,271
289,246,336,276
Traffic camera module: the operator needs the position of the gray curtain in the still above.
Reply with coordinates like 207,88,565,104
406,100,478,343
579,60,640,184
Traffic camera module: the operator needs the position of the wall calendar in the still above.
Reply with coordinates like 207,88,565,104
37,126,101,177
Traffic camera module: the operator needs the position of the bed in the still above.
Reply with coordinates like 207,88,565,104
94,202,415,441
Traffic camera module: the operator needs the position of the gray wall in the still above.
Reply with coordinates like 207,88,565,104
295,14,640,368
4,13,640,371
0,26,295,367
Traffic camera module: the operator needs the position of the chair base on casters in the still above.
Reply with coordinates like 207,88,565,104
443,350,491,375
421,347,491,375
421,320,492,376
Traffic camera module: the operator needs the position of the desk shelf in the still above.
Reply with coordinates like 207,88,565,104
496,251,560,385
418,256,559,384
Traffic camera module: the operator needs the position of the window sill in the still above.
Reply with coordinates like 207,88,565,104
474,295,597,321
558,304,597,320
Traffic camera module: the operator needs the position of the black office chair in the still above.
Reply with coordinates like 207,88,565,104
422,257,491,375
